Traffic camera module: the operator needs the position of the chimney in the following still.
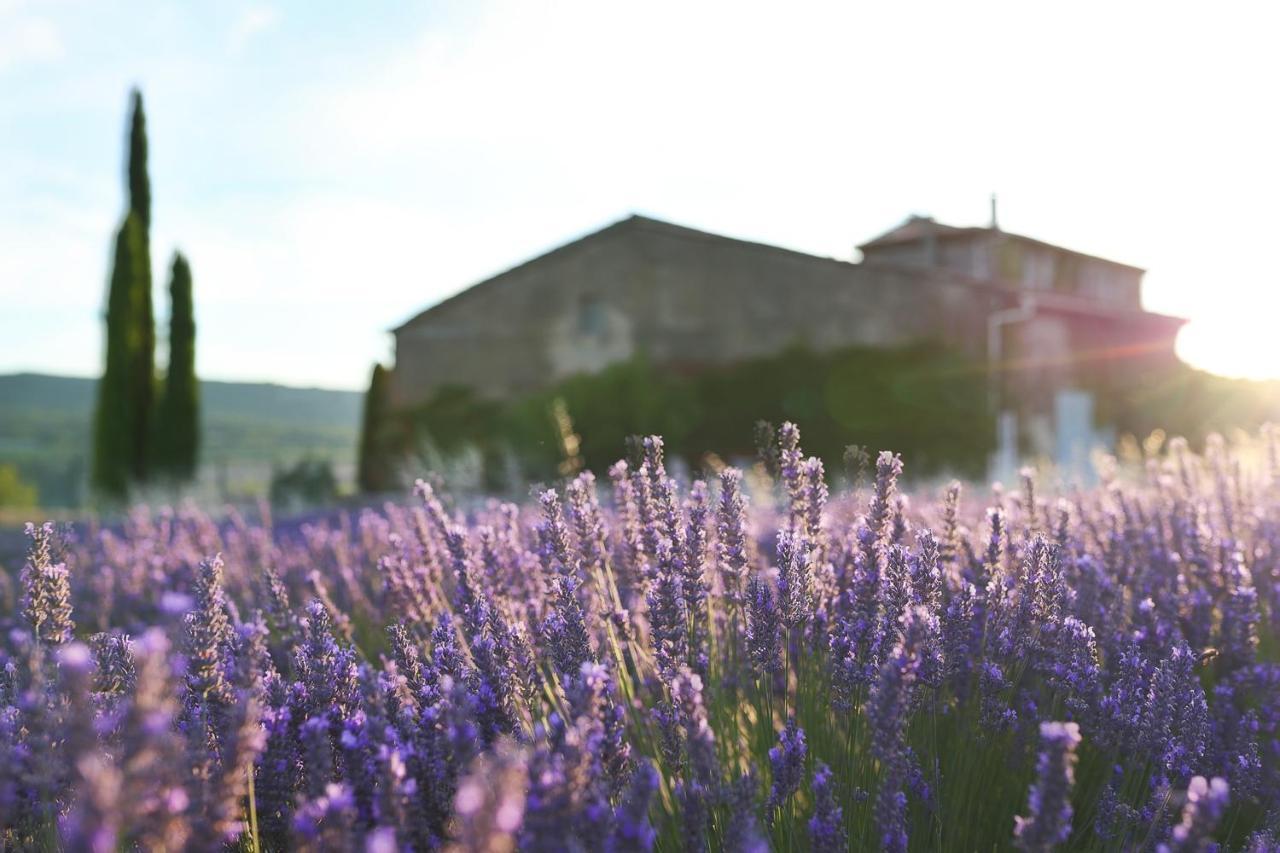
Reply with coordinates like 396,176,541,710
990,193,1000,231
923,216,938,265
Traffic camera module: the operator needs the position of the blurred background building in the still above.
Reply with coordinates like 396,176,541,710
389,211,1184,480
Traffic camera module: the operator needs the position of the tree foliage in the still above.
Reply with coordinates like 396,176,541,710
356,363,398,493
127,88,150,229
155,252,199,481
270,457,338,509
394,342,996,487
0,464,38,509
92,212,152,497
93,91,155,499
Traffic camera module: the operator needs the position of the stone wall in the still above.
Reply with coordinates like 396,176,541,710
389,217,1179,415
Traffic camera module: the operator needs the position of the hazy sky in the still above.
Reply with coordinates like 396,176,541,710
3,0,1279,390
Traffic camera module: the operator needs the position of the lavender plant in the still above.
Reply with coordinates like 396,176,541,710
0,422,1278,850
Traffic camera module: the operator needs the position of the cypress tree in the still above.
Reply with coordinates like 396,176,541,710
357,363,396,493
127,88,151,229
127,89,155,486
92,213,149,496
127,89,155,484
155,252,199,482
92,89,156,498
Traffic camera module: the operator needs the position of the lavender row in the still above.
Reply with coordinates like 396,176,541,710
3,425,1280,851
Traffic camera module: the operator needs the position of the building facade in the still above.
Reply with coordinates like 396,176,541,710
389,214,1184,461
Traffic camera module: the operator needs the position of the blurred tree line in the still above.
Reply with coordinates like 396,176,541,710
356,342,1280,495
0,465,38,510
270,457,339,510
357,342,998,492
92,89,200,500
1090,362,1280,446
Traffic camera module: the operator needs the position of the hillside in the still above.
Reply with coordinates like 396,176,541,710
0,373,363,508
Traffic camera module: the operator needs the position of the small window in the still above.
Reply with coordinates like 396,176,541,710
577,295,607,337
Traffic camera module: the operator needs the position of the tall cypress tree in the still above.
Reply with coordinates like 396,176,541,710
127,88,151,230
93,213,147,496
155,252,199,482
357,363,396,493
127,89,155,484
92,89,155,498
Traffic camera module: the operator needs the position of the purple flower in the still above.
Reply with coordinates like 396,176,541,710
21,522,74,646
1142,644,1211,783
1219,551,1260,673
292,782,359,848
1013,721,1081,852
676,780,711,852
566,471,609,578
776,529,813,629
808,763,844,853
682,479,711,673
723,770,769,853
89,630,136,697
15,425,1280,850
765,718,807,818
777,421,806,522
182,554,234,710
868,451,904,555
453,739,528,853
647,539,689,682
939,480,963,565
1158,776,1229,853
800,456,829,548
608,761,659,853
671,667,717,787
1042,617,1101,721
745,576,782,678
869,606,927,853
716,468,750,605
540,571,595,679
58,752,122,853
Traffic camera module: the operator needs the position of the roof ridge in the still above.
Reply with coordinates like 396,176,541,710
392,213,1158,334
859,216,1144,272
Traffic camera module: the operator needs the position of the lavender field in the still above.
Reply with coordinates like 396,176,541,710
4,424,1279,851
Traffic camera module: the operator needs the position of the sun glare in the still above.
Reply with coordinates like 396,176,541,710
1177,304,1280,382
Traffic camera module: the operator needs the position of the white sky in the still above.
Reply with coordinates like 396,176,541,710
3,0,1279,390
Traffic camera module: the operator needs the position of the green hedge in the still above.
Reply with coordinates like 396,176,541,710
399,342,996,485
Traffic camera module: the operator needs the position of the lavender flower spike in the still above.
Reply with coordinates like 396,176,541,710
716,467,750,605
1014,721,1082,852
21,521,74,645
765,718,807,818
809,763,844,853
608,761,659,853
1158,776,1229,853
451,739,528,853
745,575,782,677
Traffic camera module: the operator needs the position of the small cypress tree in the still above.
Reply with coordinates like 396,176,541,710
357,363,396,493
155,252,199,482
129,238,155,487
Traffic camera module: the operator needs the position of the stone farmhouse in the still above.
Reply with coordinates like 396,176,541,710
389,213,1184,465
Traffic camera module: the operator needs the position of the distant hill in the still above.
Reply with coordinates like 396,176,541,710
0,373,362,424
0,372,363,508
